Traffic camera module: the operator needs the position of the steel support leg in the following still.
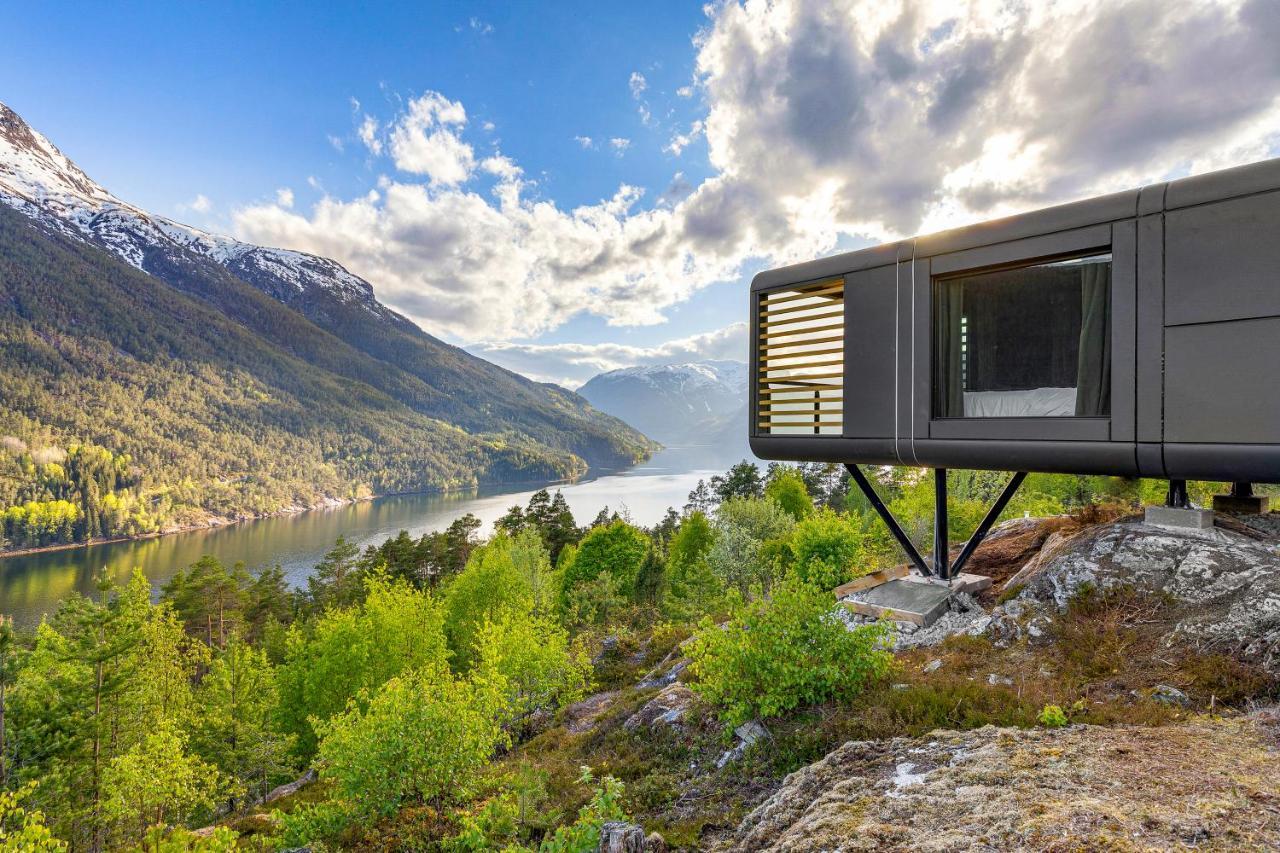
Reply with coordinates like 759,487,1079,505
844,464,932,577
949,472,1027,579
934,468,949,580
1166,479,1190,509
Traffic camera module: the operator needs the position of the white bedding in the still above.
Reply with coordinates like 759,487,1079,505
963,387,1077,417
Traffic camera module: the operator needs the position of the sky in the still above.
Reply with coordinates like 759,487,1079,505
3,0,1279,387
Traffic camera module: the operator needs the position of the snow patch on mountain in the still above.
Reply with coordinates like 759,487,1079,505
0,100,377,307
578,360,748,448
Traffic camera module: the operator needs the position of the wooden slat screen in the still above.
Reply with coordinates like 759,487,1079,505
756,278,844,435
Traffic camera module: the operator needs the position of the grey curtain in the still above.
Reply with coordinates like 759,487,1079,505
933,282,965,418
1074,263,1111,416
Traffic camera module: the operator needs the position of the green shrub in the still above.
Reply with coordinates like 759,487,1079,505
276,573,450,758
0,782,66,851
687,576,893,727
790,508,866,590
313,660,509,820
707,497,795,596
560,520,649,604
537,768,627,853
663,512,721,621
764,469,814,520
475,615,591,722
445,535,536,670
1037,704,1068,728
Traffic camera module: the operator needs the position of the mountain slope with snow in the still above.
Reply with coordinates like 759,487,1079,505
577,360,749,450
0,101,653,474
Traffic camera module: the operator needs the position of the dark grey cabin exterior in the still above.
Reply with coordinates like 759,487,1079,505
750,157,1280,483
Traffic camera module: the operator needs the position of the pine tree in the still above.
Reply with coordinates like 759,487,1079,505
305,537,364,612
193,637,293,810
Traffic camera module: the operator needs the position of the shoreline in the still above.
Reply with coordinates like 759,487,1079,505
0,471,599,562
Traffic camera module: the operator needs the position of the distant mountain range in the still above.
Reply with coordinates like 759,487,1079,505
0,102,654,528
577,361,750,456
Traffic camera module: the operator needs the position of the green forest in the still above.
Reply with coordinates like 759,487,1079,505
0,205,652,552
0,461,1253,851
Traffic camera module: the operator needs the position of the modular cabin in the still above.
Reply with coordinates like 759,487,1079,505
750,157,1280,485
749,158,1280,579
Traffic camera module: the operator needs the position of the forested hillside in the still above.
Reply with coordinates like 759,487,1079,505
0,205,647,548
3,463,1273,850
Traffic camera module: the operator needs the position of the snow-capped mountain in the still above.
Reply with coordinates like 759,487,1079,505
577,360,748,447
0,100,380,310
0,100,654,473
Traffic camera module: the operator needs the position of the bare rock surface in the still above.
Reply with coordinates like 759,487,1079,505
563,690,620,734
1004,517,1280,672
720,708,1280,851
624,684,697,732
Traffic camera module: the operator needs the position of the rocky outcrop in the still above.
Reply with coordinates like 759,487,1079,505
1001,517,1280,672
721,707,1280,851
624,684,697,733
563,690,621,734
598,822,667,852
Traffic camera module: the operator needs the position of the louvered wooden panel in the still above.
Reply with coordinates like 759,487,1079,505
755,278,844,435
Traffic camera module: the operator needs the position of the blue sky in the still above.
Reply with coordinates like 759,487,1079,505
5,1,1279,386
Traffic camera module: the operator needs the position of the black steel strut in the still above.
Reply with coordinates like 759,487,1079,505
844,464,1027,583
949,471,1027,579
845,464,932,577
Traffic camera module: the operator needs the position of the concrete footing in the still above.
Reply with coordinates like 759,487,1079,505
1145,505,1214,530
1212,494,1271,515
841,578,953,627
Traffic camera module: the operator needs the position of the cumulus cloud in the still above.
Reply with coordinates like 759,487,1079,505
468,323,747,387
187,193,211,213
235,0,1280,349
275,187,294,208
388,92,475,185
574,135,596,149
609,137,632,155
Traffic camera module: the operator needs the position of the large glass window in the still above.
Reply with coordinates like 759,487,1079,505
933,253,1111,418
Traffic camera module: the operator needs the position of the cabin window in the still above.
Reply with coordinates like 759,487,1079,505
933,253,1111,418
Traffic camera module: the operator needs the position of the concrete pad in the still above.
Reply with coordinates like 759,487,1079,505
900,571,991,595
1213,494,1271,515
1145,505,1214,530
832,565,908,598
841,578,953,627
951,572,993,595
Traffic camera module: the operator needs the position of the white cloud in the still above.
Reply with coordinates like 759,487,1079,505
481,155,521,180
327,134,345,152
388,91,475,185
574,135,596,149
629,71,648,98
469,16,494,35
358,115,382,155
306,175,322,191
188,193,211,213
482,120,496,132
676,85,694,98
609,137,631,155
664,120,704,156
235,0,1280,345
468,323,747,387
275,187,294,208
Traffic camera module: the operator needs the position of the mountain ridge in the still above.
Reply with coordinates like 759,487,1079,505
578,360,749,453
0,102,655,546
